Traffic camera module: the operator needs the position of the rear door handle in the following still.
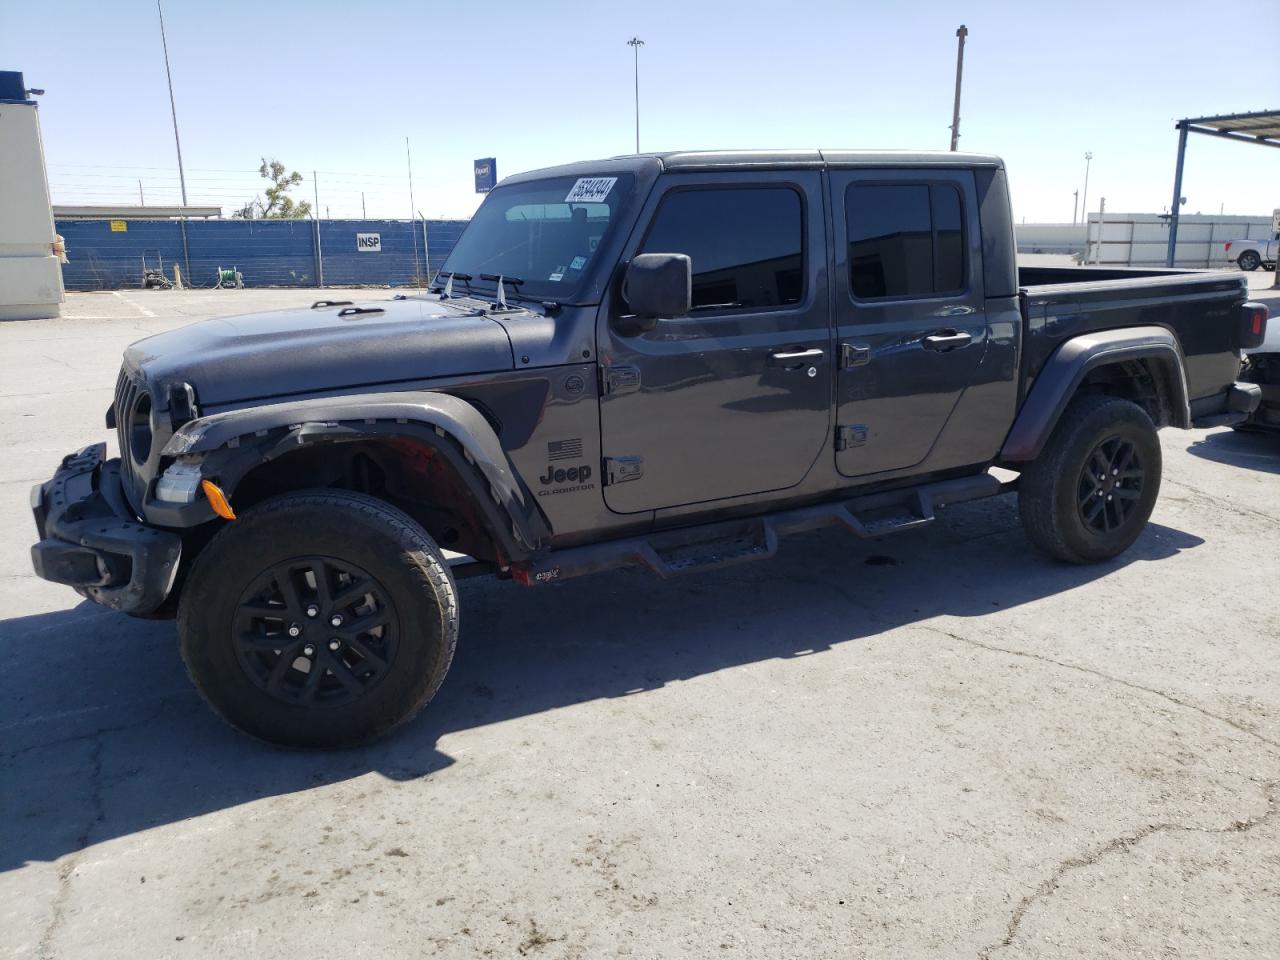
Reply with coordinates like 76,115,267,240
921,330,972,352
769,348,825,367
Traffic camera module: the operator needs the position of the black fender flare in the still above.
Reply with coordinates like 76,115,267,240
1000,325,1191,463
156,391,551,561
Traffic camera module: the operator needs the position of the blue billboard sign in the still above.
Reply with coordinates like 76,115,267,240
474,158,497,194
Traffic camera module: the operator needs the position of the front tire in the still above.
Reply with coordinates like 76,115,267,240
1018,395,1162,564
178,490,458,748
1238,250,1261,271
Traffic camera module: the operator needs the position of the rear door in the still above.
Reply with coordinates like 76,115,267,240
597,171,832,513
829,169,988,477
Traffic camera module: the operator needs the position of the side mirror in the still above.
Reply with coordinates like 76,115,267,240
621,253,691,328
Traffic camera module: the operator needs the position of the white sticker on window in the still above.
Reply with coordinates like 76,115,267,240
569,255,587,270
564,177,617,204
548,272,564,281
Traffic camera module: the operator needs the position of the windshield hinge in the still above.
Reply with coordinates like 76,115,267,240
600,365,641,395
603,455,644,485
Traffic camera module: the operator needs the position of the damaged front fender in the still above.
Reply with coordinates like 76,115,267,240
151,391,551,561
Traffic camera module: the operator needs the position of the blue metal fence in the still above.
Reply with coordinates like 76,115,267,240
56,218,469,291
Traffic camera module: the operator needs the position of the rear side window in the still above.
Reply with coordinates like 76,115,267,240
641,187,804,311
846,183,966,299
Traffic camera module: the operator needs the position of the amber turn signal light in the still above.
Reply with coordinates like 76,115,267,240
201,480,237,520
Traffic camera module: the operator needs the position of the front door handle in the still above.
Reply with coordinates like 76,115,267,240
769,348,825,368
921,330,972,352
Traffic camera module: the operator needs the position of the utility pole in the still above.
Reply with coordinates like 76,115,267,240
157,0,190,277
406,137,422,285
1081,151,1094,232
139,179,145,206
949,25,967,152
1072,189,1078,225
628,37,644,154
362,192,367,219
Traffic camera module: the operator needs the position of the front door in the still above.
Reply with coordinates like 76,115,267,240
829,169,988,478
598,172,832,514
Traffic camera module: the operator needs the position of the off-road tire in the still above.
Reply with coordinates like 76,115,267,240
1237,250,1261,271
178,489,458,748
1018,394,1161,564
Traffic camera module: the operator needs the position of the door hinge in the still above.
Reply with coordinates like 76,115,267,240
603,455,644,485
600,365,641,395
835,425,868,451
840,343,871,369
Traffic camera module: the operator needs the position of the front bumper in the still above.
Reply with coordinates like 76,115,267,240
30,443,182,614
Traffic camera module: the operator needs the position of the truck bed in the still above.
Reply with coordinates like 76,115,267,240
1016,265,1250,409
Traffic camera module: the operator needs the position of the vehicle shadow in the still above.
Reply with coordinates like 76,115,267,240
1186,428,1280,474
1,495,1204,871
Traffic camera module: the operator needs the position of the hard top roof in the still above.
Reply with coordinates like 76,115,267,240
502,149,1004,186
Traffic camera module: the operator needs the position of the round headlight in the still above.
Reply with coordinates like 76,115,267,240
128,390,154,463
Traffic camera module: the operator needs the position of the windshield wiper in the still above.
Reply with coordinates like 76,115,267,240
435,271,473,299
480,274,525,311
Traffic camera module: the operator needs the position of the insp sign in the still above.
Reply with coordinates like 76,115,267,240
356,232,381,253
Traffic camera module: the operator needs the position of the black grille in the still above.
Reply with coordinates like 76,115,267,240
113,368,146,511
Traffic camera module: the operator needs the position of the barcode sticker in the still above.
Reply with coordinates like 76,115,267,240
564,177,617,204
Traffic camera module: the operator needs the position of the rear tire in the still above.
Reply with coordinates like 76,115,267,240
178,489,458,748
1238,250,1261,271
1018,395,1162,564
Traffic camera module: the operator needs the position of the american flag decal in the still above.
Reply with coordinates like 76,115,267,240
548,439,583,462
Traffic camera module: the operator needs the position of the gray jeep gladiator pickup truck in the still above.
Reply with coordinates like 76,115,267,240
30,150,1269,747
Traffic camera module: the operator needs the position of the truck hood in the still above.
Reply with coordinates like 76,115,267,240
124,297,517,407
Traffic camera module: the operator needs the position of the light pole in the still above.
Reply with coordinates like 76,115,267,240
1081,152,1093,225
1072,189,1079,225
949,25,967,152
627,37,644,154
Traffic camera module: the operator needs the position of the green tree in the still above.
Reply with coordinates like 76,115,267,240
233,159,313,219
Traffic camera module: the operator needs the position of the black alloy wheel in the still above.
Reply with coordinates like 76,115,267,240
1075,436,1145,534
233,556,398,706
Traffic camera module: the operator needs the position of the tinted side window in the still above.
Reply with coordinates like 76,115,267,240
846,183,966,299
641,187,804,310
932,186,964,292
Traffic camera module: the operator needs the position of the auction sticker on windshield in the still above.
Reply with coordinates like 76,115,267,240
565,177,617,203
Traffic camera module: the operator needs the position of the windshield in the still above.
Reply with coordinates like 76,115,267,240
438,173,634,302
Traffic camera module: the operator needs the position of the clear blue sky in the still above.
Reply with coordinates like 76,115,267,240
3,0,1276,222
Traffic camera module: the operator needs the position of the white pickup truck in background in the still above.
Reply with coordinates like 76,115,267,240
1225,232,1278,271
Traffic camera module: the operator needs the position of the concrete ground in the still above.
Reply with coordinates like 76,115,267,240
2,284,1278,960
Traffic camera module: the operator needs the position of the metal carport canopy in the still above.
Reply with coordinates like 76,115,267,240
1166,108,1280,266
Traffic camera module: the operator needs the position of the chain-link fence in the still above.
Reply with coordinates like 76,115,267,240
56,217,467,290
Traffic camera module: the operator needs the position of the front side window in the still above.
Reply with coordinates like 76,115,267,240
846,183,966,300
641,187,804,311
438,174,633,301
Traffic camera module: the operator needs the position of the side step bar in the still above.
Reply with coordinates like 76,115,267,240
512,473,1010,586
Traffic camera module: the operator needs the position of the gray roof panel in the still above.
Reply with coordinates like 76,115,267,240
500,149,1004,187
